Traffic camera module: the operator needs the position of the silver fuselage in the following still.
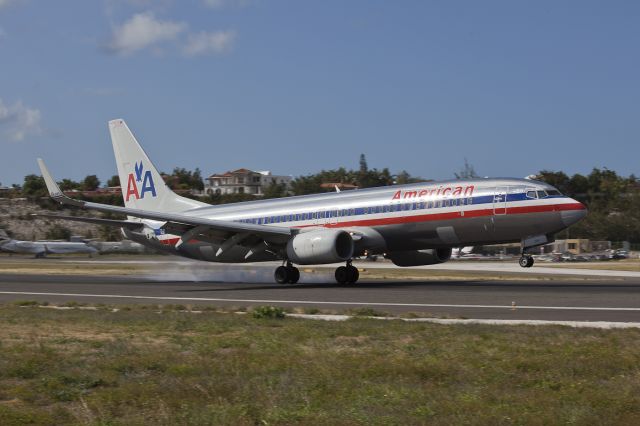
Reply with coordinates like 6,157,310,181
124,177,586,264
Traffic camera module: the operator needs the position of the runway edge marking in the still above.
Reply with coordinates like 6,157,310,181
288,314,640,329
0,291,639,312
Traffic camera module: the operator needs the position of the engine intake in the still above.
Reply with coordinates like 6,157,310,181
286,229,354,265
386,248,452,267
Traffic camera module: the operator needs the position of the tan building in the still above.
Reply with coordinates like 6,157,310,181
205,168,292,196
544,239,611,254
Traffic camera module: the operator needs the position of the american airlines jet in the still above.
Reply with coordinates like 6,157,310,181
37,119,587,284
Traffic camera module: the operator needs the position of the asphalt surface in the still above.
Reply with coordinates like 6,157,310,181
1,273,639,322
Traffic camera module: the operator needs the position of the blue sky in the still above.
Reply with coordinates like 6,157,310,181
0,0,638,186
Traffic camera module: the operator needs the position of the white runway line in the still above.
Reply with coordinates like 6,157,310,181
288,314,640,329
0,291,639,311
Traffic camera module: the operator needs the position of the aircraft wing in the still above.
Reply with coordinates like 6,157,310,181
37,159,293,243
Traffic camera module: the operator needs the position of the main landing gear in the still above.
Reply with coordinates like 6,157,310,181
335,260,359,285
519,254,534,268
274,261,300,284
274,260,360,285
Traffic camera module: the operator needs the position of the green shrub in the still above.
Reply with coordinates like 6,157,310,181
349,307,389,317
252,306,286,319
13,300,39,307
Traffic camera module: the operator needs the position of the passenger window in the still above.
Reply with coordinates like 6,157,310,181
435,200,441,208
460,198,466,205
468,197,473,204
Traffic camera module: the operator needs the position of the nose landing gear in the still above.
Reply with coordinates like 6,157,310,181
274,261,300,284
335,260,359,284
519,254,534,268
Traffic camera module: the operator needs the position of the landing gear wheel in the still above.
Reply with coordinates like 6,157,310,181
335,266,349,284
519,255,534,268
287,266,300,284
275,266,289,284
346,265,359,284
335,265,359,284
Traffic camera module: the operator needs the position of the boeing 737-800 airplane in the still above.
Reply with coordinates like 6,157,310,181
37,119,587,284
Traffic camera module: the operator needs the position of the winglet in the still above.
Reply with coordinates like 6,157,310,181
37,159,85,207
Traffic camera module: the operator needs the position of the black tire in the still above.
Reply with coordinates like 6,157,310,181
346,266,359,284
526,257,535,268
335,266,348,284
287,267,300,284
518,256,529,268
274,266,289,284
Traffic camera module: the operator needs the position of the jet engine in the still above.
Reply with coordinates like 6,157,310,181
286,229,354,265
386,248,452,267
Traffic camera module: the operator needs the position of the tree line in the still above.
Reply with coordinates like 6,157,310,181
536,169,640,243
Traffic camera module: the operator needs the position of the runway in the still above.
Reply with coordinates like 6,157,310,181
0,273,639,322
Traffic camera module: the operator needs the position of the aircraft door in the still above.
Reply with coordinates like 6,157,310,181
329,209,338,226
493,187,508,215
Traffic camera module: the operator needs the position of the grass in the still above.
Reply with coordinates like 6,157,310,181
0,304,639,425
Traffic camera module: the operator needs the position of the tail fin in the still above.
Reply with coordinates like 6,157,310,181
109,119,208,212
0,229,10,241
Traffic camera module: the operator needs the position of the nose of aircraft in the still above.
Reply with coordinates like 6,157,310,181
560,200,588,227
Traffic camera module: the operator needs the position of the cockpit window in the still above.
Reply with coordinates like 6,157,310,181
537,190,548,198
526,190,537,199
546,189,561,196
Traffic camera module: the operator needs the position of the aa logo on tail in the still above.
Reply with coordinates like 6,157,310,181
125,161,157,201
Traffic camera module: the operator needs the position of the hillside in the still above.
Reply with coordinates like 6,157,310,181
0,199,115,241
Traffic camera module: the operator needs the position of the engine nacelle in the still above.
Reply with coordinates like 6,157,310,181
386,248,452,267
286,229,354,265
